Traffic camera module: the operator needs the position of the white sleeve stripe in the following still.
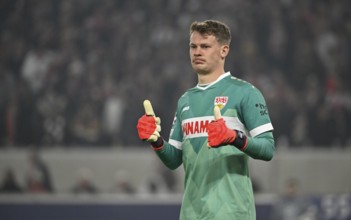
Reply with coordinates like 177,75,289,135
249,123,274,137
169,139,182,150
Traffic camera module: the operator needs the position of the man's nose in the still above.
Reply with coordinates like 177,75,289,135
193,48,202,56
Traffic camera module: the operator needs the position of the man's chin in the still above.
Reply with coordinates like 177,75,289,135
195,70,210,75
192,66,209,75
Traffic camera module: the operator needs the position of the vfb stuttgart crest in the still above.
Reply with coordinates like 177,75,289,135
214,96,228,110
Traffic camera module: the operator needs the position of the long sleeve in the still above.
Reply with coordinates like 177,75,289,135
154,141,183,170
243,131,275,161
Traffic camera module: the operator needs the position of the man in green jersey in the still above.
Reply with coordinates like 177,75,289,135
137,20,275,220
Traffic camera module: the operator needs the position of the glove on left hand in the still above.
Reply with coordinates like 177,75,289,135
207,106,247,149
207,119,237,147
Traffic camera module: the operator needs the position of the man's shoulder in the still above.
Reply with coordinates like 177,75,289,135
179,86,198,97
225,76,261,94
227,76,253,87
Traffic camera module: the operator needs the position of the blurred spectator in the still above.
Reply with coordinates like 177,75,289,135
139,159,175,195
0,167,23,193
156,161,178,194
102,86,125,145
0,67,17,146
71,168,98,194
25,150,54,193
251,177,262,194
318,194,351,220
110,170,135,195
36,87,67,146
21,46,57,95
270,178,317,220
69,104,104,146
144,173,169,195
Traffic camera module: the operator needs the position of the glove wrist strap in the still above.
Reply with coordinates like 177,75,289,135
151,137,164,150
232,130,248,150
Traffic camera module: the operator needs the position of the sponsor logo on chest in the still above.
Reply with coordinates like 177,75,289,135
181,115,241,139
181,116,213,138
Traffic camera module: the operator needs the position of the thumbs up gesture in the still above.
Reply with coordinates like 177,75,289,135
207,106,238,148
137,100,161,142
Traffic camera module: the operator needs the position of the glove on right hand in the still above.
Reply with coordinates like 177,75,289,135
136,100,161,142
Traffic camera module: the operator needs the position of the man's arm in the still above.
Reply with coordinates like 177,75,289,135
207,106,275,161
243,131,275,161
137,100,183,170
153,140,183,170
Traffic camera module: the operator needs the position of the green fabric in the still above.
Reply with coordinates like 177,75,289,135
245,131,275,161
155,141,182,170
155,72,275,220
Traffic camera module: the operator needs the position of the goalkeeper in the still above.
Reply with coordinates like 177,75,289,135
137,20,275,220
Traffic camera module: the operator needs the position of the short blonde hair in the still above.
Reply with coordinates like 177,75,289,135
190,20,231,45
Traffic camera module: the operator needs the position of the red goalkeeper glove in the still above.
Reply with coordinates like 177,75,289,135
137,100,163,149
207,106,248,150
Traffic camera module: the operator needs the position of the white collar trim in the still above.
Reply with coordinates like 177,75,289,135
196,72,231,90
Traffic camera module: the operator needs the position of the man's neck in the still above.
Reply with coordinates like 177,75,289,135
197,70,225,85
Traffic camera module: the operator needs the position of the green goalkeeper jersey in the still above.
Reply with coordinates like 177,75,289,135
155,72,274,220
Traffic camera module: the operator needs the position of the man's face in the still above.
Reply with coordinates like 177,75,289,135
189,31,228,75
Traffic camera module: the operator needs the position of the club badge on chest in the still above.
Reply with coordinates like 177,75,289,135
214,96,228,110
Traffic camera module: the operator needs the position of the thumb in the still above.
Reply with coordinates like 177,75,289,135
143,100,155,116
208,105,223,149
143,99,160,125
214,105,222,120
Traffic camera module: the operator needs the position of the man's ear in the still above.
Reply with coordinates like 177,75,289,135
220,45,229,59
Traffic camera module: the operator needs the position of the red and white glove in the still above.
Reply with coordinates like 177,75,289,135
207,106,248,150
137,100,161,143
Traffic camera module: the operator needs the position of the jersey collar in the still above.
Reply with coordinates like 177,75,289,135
196,72,231,90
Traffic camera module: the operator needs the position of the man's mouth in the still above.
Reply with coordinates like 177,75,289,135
193,59,205,64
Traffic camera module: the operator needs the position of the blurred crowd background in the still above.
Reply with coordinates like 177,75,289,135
1,1,351,219
0,0,351,148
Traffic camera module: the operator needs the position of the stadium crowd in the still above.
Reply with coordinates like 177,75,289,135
0,0,350,148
